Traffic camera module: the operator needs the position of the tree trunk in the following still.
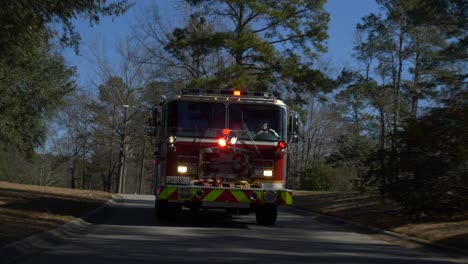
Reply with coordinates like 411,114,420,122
378,104,387,204
70,165,76,189
411,46,421,117
117,144,125,193
138,137,147,194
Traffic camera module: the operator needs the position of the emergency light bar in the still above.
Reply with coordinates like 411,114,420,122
179,88,273,99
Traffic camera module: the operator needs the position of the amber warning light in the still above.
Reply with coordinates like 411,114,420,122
233,90,241,96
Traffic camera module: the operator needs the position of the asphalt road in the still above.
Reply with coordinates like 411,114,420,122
17,194,464,264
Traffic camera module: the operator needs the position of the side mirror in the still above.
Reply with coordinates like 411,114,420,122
147,107,158,136
288,112,299,143
290,132,299,143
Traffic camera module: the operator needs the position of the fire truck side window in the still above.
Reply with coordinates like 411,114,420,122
228,104,285,141
167,101,225,138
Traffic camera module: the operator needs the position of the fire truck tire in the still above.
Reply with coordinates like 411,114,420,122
155,200,180,221
255,204,277,225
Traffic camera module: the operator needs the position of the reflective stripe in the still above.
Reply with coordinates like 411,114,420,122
280,191,293,205
230,190,251,203
160,186,177,199
203,189,224,202
160,185,293,205
256,191,264,202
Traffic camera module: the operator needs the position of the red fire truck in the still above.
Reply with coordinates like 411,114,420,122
147,89,299,225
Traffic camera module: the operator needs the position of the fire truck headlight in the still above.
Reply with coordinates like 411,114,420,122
178,166,187,173
263,170,273,177
168,135,177,144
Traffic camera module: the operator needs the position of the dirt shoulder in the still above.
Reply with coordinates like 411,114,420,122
0,181,111,247
292,191,468,254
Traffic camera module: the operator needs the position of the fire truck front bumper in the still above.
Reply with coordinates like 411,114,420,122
157,185,293,208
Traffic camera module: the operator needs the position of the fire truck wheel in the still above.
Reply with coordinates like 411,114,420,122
255,204,277,225
155,200,180,221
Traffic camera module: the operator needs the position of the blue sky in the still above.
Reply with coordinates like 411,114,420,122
63,0,380,88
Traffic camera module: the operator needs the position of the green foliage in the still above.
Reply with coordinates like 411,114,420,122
327,135,374,168
334,70,376,135
0,144,76,187
386,104,467,211
165,0,330,91
0,0,133,54
404,0,466,36
327,166,359,192
346,0,466,208
299,163,332,191
0,0,132,157
299,163,357,192
0,41,74,156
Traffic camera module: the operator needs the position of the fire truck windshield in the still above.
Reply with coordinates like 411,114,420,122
229,104,285,141
167,101,225,138
166,101,285,141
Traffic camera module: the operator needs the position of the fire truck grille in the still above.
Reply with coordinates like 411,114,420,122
199,147,253,180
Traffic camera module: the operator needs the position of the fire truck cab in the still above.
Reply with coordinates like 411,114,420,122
147,89,299,225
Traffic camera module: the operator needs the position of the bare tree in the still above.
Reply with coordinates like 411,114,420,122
134,1,230,89
89,37,148,194
46,90,94,189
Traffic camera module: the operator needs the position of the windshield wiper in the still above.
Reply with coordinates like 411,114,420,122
241,112,260,155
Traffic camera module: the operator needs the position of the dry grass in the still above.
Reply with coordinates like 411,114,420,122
0,181,111,247
293,191,468,252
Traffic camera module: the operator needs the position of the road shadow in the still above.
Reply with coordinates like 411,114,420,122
420,233,468,257
86,196,251,229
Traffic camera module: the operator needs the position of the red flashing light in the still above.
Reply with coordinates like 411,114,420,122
218,138,228,147
222,128,230,135
278,141,287,149
233,90,241,96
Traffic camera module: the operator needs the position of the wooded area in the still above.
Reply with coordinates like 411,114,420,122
0,0,466,212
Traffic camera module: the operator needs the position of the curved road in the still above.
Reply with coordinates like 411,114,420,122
18,194,464,264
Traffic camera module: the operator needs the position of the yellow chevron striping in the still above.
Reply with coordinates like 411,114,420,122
257,191,264,202
280,191,293,205
159,186,176,199
203,189,224,201
230,190,251,203
160,185,292,205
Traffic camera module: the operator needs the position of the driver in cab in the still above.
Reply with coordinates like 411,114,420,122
255,120,279,137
